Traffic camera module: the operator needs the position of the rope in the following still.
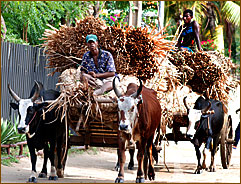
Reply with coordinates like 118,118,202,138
162,134,170,172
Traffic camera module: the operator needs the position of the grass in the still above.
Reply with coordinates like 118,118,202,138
68,146,99,155
1,154,20,166
1,145,99,166
1,146,29,166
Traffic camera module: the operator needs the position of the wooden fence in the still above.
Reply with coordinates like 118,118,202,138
1,41,59,120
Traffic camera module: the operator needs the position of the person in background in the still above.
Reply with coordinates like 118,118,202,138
233,108,240,149
80,34,116,96
176,9,202,52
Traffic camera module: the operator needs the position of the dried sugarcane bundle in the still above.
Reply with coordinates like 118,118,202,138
41,16,175,80
98,26,129,74
124,26,175,81
41,16,106,75
167,50,236,104
47,67,94,126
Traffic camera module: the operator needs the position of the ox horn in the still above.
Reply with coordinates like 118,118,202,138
131,78,142,99
201,101,212,114
113,76,122,98
183,96,190,113
8,84,21,102
31,80,41,102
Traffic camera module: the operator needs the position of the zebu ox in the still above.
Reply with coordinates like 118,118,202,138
8,81,68,182
184,96,227,174
113,77,161,183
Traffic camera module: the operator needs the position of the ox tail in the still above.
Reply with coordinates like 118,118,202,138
61,114,68,165
152,142,158,163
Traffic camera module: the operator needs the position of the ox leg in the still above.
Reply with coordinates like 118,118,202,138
38,143,49,178
209,136,218,172
28,145,38,183
115,139,126,183
201,147,208,171
146,137,155,181
143,148,148,180
128,148,135,170
194,143,203,174
136,141,146,183
115,149,120,171
48,141,58,181
116,147,135,171
56,136,65,178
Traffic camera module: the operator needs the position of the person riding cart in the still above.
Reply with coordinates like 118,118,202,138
176,9,202,52
80,34,117,95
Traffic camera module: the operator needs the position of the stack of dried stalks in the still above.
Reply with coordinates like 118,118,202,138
41,16,175,81
42,16,236,133
167,50,235,104
41,16,106,75
122,27,174,81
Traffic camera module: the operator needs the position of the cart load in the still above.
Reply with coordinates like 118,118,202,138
41,16,237,137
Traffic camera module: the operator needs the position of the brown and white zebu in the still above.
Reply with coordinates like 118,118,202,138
113,77,161,183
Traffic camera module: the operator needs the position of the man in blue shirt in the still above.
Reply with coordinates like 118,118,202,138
80,34,116,95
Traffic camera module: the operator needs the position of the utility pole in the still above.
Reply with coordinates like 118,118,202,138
158,1,165,32
128,1,142,27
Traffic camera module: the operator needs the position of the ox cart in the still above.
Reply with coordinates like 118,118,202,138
63,97,234,170
164,112,234,169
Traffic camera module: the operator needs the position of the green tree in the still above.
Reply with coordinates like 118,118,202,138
163,1,240,62
1,1,93,45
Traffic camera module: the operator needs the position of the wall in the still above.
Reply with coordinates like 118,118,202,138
1,41,59,120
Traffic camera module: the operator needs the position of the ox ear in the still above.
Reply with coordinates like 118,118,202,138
135,94,143,105
10,102,19,110
33,102,49,111
131,78,142,99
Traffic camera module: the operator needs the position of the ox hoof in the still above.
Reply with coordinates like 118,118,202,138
38,172,47,178
194,167,203,174
136,177,145,183
49,175,58,181
209,166,216,172
128,163,134,170
27,177,37,183
115,164,120,171
57,168,64,178
115,177,124,183
148,172,155,181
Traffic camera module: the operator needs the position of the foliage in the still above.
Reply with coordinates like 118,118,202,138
1,146,29,166
1,116,26,145
68,146,99,155
222,1,240,27
1,154,20,166
1,1,93,46
201,40,217,51
1,118,17,145
142,1,158,28
99,1,129,27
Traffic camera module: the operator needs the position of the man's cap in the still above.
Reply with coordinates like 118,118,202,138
86,34,98,43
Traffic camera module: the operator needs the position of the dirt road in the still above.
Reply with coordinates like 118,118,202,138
1,142,240,183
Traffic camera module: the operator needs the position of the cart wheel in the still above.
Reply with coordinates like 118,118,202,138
220,115,233,169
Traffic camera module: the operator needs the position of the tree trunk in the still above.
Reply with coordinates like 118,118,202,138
1,15,7,39
225,21,233,58
128,1,133,26
129,1,142,27
23,23,28,43
93,1,106,18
